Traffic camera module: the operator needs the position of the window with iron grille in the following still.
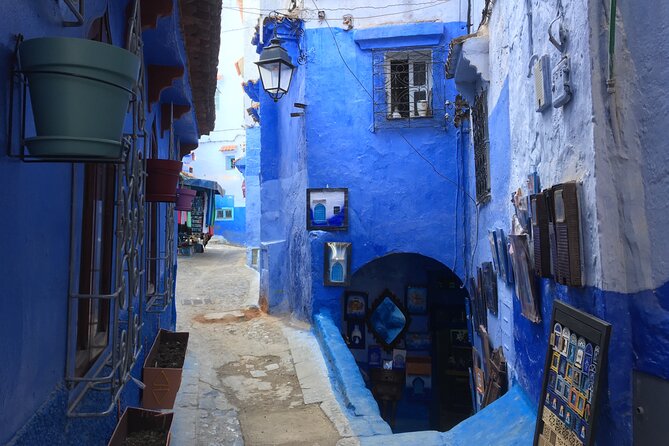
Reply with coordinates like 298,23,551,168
472,90,491,203
372,48,446,130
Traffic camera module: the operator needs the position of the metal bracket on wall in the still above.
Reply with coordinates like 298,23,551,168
62,0,85,27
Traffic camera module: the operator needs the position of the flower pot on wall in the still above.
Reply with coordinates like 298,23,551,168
18,37,140,158
146,160,183,202
108,407,173,446
142,329,189,410
175,187,197,211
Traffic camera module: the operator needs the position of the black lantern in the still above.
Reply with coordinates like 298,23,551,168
255,37,295,102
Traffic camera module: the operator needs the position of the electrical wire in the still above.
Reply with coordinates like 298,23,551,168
311,0,373,100
221,0,449,14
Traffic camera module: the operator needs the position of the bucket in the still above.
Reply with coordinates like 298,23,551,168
19,37,140,158
146,160,183,202
175,188,197,211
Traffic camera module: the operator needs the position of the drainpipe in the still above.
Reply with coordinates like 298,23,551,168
525,0,533,54
607,0,617,93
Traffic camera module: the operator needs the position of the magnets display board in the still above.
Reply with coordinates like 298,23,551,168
534,301,611,446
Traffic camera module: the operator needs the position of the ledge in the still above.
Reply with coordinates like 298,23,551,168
445,30,490,104
313,313,393,438
354,22,445,50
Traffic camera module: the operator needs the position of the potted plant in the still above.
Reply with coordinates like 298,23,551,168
146,160,183,202
175,187,197,211
142,329,189,410
108,407,173,446
19,37,140,158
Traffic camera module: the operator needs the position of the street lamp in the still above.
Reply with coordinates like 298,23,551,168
255,37,295,102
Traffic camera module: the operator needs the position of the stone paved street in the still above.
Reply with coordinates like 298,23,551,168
171,242,353,446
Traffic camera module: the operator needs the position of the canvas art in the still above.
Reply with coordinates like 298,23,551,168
347,321,365,349
323,242,351,286
344,291,367,320
534,301,611,446
307,188,348,231
406,286,428,313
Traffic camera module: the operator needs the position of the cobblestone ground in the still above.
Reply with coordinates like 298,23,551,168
171,242,350,446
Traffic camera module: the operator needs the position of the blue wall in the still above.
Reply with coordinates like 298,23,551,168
257,22,311,315
214,193,247,245
0,2,183,443
465,77,669,445
304,22,468,321
245,126,261,266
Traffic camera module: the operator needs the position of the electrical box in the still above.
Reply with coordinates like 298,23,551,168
552,182,583,287
531,192,551,278
552,56,572,108
533,55,552,112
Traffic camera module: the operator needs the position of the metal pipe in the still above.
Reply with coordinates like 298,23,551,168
607,0,617,93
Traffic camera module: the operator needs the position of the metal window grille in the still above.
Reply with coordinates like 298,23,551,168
372,48,447,130
472,90,491,203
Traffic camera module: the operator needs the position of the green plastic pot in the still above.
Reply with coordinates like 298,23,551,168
19,37,140,158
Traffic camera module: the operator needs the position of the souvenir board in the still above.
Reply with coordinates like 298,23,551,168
534,301,611,446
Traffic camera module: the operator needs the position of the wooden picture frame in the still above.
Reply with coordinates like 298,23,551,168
405,285,428,314
344,291,368,321
307,188,349,231
533,301,611,446
323,242,351,286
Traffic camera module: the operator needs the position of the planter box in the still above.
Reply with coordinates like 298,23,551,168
108,407,173,446
142,329,189,410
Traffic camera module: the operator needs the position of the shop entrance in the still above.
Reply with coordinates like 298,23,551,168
341,253,474,433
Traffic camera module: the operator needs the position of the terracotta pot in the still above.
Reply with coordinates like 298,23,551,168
175,188,197,211
108,407,173,446
146,160,183,202
142,329,189,410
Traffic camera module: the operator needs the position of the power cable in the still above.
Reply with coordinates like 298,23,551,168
221,0,449,14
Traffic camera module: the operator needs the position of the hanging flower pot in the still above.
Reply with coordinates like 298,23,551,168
18,37,140,158
146,160,183,202
175,187,197,211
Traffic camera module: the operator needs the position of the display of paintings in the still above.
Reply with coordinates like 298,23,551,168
508,234,541,323
534,301,611,446
344,291,367,320
406,286,428,313
307,188,348,231
392,349,406,369
323,242,351,286
405,332,431,351
481,262,498,316
368,345,382,367
347,321,365,349
409,315,429,333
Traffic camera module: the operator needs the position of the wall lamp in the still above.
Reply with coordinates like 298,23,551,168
255,22,295,102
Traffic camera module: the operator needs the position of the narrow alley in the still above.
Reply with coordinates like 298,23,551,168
171,242,349,446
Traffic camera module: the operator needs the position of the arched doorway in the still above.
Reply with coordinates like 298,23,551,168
340,253,473,433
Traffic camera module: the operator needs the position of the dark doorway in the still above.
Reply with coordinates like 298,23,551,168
340,253,474,433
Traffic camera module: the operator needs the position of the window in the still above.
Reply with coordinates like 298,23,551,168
75,164,116,377
216,207,234,221
225,155,236,170
385,50,432,119
472,90,491,203
372,48,446,130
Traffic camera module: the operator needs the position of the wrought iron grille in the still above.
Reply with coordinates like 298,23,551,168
372,47,447,130
65,0,147,417
472,90,491,203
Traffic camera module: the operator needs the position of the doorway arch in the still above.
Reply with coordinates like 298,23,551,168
341,253,473,433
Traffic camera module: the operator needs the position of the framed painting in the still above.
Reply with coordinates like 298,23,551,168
344,291,368,321
406,286,428,314
347,320,366,350
307,188,349,231
324,242,351,286
366,289,411,351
